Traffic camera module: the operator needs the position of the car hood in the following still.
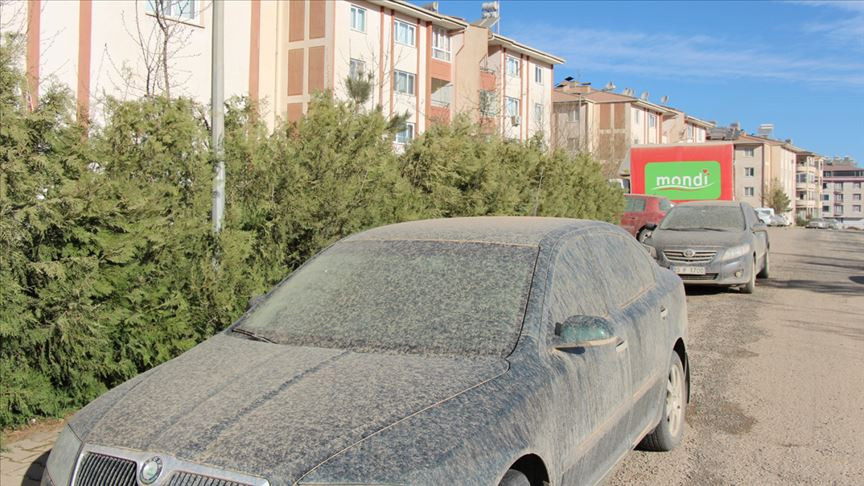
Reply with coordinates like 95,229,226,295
69,334,508,485
648,228,748,249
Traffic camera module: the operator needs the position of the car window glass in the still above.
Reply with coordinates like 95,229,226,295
586,234,655,308
625,197,647,212
659,199,672,212
659,206,745,230
237,240,537,356
548,236,610,325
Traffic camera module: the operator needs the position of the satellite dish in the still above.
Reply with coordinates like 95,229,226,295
640,91,649,101
661,95,669,104
603,81,616,91
622,88,634,96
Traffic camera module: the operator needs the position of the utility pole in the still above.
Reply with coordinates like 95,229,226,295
211,0,225,234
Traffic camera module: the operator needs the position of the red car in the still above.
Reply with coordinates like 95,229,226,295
620,194,673,241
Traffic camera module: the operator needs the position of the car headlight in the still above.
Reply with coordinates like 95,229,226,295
720,244,750,262
642,244,657,259
43,426,82,486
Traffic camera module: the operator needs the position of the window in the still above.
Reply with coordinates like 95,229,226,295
745,167,755,177
394,70,415,95
549,236,612,319
349,58,365,80
836,194,844,202
743,148,755,157
822,182,828,189
395,20,416,46
395,122,414,144
854,194,862,201
823,205,830,213
586,235,656,308
350,5,366,32
633,109,641,125
506,56,520,76
649,114,657,128
835,182,844,190
835,205,843,214
854,205,862,213
685,125,693,140
855,182,862,189
567,108,579,123
745,187,755,196
534,66,543,84
506,97,519,117
822,194,830,201
146,0,198,21
432,27,450,61
534,103,543,124
479,90,497,117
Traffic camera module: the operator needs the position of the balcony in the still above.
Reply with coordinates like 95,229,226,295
796,199,817,209
480,70,497,92
796,181,816,191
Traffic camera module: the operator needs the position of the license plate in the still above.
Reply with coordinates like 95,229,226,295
673,266,706,275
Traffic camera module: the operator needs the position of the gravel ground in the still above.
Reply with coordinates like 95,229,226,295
606,227,864,485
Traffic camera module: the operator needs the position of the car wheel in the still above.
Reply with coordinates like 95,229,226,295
639,353,687,451
741,256,756,294
499,469,531,486
757,252,770,279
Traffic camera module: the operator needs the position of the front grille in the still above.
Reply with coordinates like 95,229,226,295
167,471,252,486
74,452,137,486
663,249,717,264
680,273,718,281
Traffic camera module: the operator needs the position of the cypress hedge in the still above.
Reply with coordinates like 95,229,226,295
0,42,623,428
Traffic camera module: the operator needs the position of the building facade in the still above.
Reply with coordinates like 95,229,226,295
4,0,563,145
821,157,864,222
794,151,823,221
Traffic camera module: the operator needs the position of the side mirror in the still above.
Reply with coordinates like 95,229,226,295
247,294,264,310
552,315,620,351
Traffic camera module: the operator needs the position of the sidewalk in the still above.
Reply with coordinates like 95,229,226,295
1,421,63,486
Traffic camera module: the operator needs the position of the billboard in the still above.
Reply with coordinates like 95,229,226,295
630,144,734,202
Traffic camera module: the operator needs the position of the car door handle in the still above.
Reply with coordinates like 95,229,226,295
660,306,668,320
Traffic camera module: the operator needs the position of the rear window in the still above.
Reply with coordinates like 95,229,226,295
625,197,647,212
659,198,673,212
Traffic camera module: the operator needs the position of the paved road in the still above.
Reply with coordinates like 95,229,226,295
607,227,864,485
3,228,862,486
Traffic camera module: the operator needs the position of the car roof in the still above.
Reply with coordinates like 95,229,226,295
676,200,745,208
344,216,609,246
625,194,665,200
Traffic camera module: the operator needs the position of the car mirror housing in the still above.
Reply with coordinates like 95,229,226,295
552,315,619,350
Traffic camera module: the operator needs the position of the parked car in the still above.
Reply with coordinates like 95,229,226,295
42,217,689,486
643,201,769,294
755,207,774,225
828,220,843,230
620,194,673,241
768,214,788,227
806,218,830,229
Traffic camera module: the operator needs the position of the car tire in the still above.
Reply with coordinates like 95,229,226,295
640,353,687,452
742,256,756,294
499,469,531,486
757,252,770,279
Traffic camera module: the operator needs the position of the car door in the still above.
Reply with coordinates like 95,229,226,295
745,205,769,264
543,234,633,485
588,233,669,442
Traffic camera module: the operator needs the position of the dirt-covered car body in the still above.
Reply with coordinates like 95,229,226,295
43,218,689,486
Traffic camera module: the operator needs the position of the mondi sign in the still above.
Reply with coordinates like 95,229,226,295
645,161,721,200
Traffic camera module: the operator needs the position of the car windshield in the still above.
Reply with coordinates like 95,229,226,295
235,240,538,356
659,205,745,231
625,197,647,212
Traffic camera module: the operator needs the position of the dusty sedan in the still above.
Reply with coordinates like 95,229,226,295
643,201,769,293
42,217,689,486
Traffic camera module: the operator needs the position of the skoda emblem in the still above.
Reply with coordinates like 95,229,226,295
140,456,163,485
683,249,696,258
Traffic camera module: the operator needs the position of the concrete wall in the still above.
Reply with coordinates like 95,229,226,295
734,143,765,208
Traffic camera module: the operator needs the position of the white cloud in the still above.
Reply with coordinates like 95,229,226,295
505,23,864,88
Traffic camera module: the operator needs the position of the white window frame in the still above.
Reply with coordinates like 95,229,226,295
146,0,199,22
649,113,657,129
506,97,520,117
395,122,415,144
394,70,415,95
534,103,543,124
633,109,641,125
349,58,365,80
350,5,367,32
534,65,543,84
479,90,497,117
745,167,755,177
395,20,416,47
745,187,755,197
568,108,579,122
432,27,450,62
743,148,755,157
506,56,520,77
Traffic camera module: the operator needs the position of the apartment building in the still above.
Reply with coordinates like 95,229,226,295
821,157,864,222
4,0,563,144
794,150,823,220
724,133,797,217
551,80,713,176
4,0,256,121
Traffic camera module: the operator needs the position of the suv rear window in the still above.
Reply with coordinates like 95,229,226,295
624,197,647,212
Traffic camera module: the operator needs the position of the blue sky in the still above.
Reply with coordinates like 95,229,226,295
427,0,864,162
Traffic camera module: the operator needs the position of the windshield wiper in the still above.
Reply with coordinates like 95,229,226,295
231,327,276,344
